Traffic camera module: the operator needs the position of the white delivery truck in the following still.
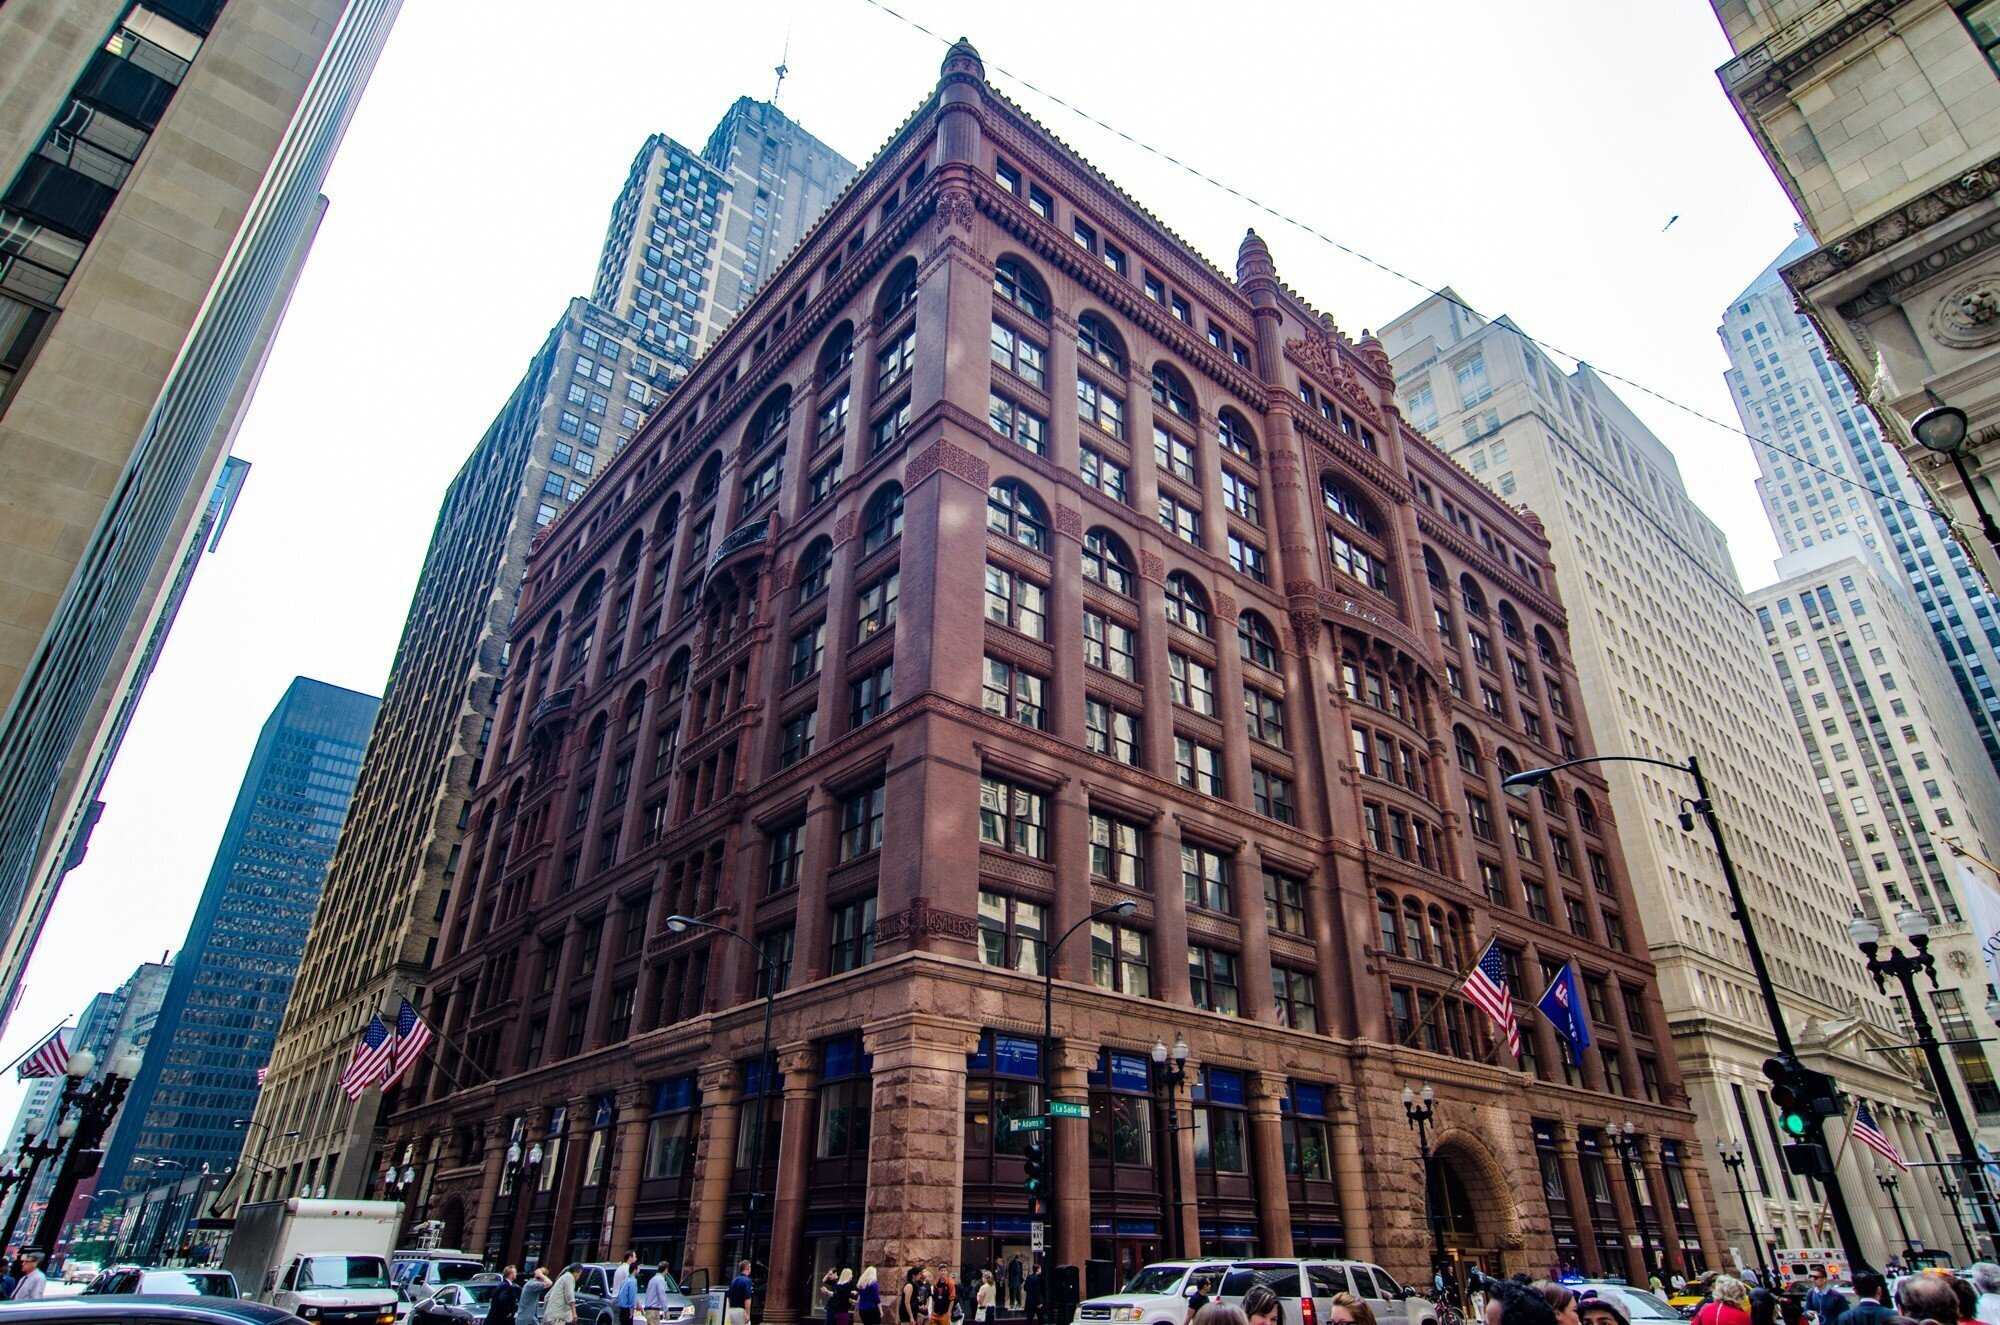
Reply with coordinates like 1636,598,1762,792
223,1198,402,1325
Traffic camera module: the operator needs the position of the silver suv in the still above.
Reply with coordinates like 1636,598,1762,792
1213,1260,1438,1325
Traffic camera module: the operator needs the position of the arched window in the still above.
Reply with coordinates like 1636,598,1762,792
623,683,647,737
1427,907,1448,968
1534,625,1558,665
1574,789,1599,835
745,387,792,454
1539,776,1560,815
1163,572,1210,636
693,451,722,507
876,257,919,324
1498,601,1524,642
1495,747,1520,783
1376,892,1401,956
1081,528,1134,596
656,493,682,544
663,649,690,702
1321,474,1381,535
1422,547,1446,594
862,482,904,555
574,570,605,620
796,538,833,603
618,530,644,578
1238,611,1279,670
1217,408,1257,463
1151,362,1195,422
1459,574,1487,619
819,321,855,384
993,256,1050,322
1077,313,1126,374
1453,725,1481,775
1403,899,1429,962
986,479,1047,551
1446,913,1466,971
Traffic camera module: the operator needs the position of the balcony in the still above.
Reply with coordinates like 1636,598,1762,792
528,685,579,730
706,516,771,581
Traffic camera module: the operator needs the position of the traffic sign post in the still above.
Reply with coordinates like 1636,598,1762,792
1031,1222,1045,1253
1009,1116,1047,1133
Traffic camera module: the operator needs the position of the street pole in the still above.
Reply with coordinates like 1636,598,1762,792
1150,1037,1189,1260
1717,1145,1772,1285
1877,1174,1915,1264
1852,908,2000,1255
1403,1086,1447,1298
1941,1179,1975,1264
1615,1125,1655,1281
33,1049,140,1255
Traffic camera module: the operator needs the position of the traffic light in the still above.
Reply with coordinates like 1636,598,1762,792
1024,1136,1046,1216
1763,1055,1843,1178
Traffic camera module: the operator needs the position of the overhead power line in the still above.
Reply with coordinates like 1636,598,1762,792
851,0,1961,532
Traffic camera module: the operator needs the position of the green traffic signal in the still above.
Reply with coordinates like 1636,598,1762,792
1782,1110,1808,1137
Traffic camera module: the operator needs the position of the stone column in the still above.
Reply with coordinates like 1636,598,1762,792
548,1095,593,1268
792,786,839,983
1556,1125,1601,1277
1329,1087,1372,1261
1638,1137,1683,1275
469,1119,509,1262
1053,1043,1096,1271
1677,1139,1723,1272
764,1044,819,1325
1602,1137,1647,1284
1236,843,1276,1022
1248,1072,1294,1255
1051,780,1093,985
688,1061,743,1283
1148,816,1191,1004
609,1085,651,1259
542,918,582,1067
860,1014,982,1290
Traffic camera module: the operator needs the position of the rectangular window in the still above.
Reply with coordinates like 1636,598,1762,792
981,656,1047,729
789,622,825,686
978,890,1048,973
1272,968,1317,1031
815,387,850,443
1153,425,1198,484
808,455,845,508
1228,533,1269,583
1175,736,1223,796
849,662,893,726
871,395,912,453
1083,611,1138,680
1158,493,1202,547
1264,869,1307,934
1221,470,1260,524
778,708,817,766
1169,652,1217,715
990,321,1047,388
856,571,899,638
1188,947,1240,1016
988,392,1049,455
1084,698,1141,764
1182,843,1232,912
1244,687,1287,748
1091,921,1149,996
1080,445,1129,503
1252,768,1296,825
1077,377,1126,439
767,821,805,894
876,329,915,392
980,776,1049,857
984,565,1047,638
838,783,885,860
828,895,877,973
1090,813,1144,888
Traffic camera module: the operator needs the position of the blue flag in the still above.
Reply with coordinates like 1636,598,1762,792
1537,962,1592,1062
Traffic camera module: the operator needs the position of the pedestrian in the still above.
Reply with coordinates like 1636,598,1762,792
1008,1258,1023,1313
1193,1308,1249,1325
491,1266,523,1325
617,1262,640,1325
902,1268,925,1325
1751,1290,1779,1325
1024,1263,1042,1325
1675,1276,1690,1295
727,1261,756,1325
545,1266,580,1325
859,1267,882,1325
1580,1292,1631,1325
1807,1271,1851,1325
1325,1294,1378,1325
12,1253,46,1302
645,1263,674,1325
930,1264,956,1325
1488,1282,1558,1325
1534,1282,1580,1325
1837,1274,1896,1325
1949,1277,1978,1325
0,1258,18,1300
615,1254,639,1300
977,1271,996,1324
1895,1275,1958,1325
1695,1279,1753,1325
1242,1284,1281,1325
520,1267,551,1325
1970,1267,2000,1325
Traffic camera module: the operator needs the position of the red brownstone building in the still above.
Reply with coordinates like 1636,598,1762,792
384,40,1721,1311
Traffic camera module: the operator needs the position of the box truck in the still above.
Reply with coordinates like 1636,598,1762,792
222,1198,402,1324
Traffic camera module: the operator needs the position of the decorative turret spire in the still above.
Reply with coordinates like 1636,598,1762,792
940,37,985,86
1236,227,1275,284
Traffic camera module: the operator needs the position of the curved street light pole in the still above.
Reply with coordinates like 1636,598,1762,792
1716,1143,1771,1285
1504,752,1872,1275
666,915,778,1282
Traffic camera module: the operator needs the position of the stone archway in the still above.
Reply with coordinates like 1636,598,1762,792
1428,1128,1525,1280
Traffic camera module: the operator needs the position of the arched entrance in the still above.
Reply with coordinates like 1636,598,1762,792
1428,1132,1522,1287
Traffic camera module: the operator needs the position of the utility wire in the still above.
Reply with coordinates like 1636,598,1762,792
852,0,1962,531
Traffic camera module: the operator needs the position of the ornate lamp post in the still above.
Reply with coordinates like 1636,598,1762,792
500,1135,543,1266
1403,1084,1446,1289
1150,1035,1191,1258
1614,1123,1658,1280
1716,1142,1772,1284
1876,1173,1917,1265
31,1045,142,1256
1850,905,2000,1255
1941,1177,1976,1264
0,1050,98,1256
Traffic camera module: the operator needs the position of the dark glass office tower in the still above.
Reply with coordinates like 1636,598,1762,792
93,677,378,1203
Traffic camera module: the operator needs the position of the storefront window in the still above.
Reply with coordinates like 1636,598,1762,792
817,1035,873,1159
736,1054,781,1170
1087,1050,1153,1165
1193,1069,1248,1173
644,1077,697,1179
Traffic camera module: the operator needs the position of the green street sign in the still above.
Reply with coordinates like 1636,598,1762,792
1009,1116,1048,1133
1048,1101,1090,1119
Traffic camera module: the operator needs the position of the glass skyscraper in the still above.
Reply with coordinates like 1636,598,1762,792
94,677,377,1199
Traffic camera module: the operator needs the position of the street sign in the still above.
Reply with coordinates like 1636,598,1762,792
1031,1221,1045,1253
1048,1101,1089,1119
1009,1116,1047,1133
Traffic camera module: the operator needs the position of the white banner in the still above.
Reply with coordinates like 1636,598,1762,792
1957,854,2000,996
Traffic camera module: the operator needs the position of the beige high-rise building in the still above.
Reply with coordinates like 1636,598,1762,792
0,0,402,1026
1710,1,2000,592
1382,291,1947,1269
1748,537,2000,1236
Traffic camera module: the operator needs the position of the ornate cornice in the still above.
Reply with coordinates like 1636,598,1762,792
1718,0,1896,105
1785,154,2000,312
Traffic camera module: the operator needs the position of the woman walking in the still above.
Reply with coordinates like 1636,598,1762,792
857,1269,882,1325
976,1272,996,1325
829,1269,856,1325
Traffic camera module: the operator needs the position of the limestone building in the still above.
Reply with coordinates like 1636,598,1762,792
1710,1,2000,591
1381,293,1941,1269
244,104,852,1202
376,42,1719,1308
0,0,402,1028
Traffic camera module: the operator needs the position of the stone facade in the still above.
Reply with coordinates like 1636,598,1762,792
383,43,1719,1313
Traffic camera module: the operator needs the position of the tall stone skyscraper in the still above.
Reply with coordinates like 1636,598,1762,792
1722,231,2000,778
1382,293,1944,1269
243,102,853,1202
94,677,377,1205
0,0,402,1029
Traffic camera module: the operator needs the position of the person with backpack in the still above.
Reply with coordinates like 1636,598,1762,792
929,1265,956,1325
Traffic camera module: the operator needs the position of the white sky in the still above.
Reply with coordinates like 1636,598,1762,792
0,0,1805,1128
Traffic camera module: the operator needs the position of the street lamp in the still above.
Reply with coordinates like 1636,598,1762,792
1041,900,1136,1325
666,914,780,1278
1876,1172,1916,1266
1911,401,2000,562
1850,906,2000,1254
1150,1035,1191,1258
31,1045,142,1256
1403,1084,1445,1292
500,1136,543,1266
1614,1123,1658,1280
1941,1177,1976,1264
1503,752,1875,1274
1715,1142,1772,1285
232,1119,300,1202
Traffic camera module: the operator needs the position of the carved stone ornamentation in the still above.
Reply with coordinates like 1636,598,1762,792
874,895,980,945
1054,504,1082,540
1284,324,1383,427
1215,591,1238,623
935,185,977,233
1287,608,1322,654
834,511,861,545
1138,551,1167,585
1931,273,2000,349
905,437,989,489
772,560,794,590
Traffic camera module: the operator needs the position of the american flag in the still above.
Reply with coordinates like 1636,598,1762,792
1462,937,1522,1059
255,1066,267,1084
1852,1103,1908,1171
384,998,431,1088
339,1016,392,1100
16,1027,69,1080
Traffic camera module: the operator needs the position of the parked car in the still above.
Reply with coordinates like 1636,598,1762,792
60,1261,101,1286
84,1268,241,1298
573,1266,696,1325
409,1283,514,1325
1570,1283,1684,1323
1075,1261,1244,1325
391,1256,487,1306
0,1296,307,1325
1213,1260,1438,1325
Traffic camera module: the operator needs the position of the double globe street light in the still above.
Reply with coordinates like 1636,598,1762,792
1150,1035,1191,1259
1911,402,2000,563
